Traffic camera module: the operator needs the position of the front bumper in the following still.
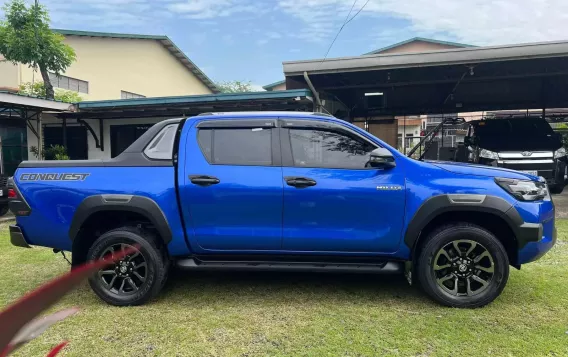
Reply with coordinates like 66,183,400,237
512,197,556,265
9,225,31,248
487,158,566,186
517,220,556,264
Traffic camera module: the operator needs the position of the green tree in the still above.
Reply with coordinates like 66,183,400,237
215,80,255,93
0,0,76,100
19,82,83,103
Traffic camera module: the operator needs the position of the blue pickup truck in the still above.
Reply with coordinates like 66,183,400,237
8,112,556,308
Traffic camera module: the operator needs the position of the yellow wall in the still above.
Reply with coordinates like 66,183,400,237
19,36,212,100
0,56,20,90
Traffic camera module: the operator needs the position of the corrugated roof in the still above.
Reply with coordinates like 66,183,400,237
76,89,313,109
284,39,568,76
262,80,285,90
365,37,475,55
0,91,75,111
52,29,219,93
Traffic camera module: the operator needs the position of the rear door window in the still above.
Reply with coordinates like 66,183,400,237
197,127,272,166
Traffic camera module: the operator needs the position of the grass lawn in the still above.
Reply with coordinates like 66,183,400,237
0,221,567,357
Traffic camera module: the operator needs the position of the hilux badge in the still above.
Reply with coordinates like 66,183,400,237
376,185,402,191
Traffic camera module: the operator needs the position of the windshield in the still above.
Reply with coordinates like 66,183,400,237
474,119,553,137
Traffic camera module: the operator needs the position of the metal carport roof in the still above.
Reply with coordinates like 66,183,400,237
284,40,568,75
282,40,568,117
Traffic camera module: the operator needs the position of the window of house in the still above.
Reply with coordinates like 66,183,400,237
144,124,178,160
288,129,376,169
405,133,414,148
48,72,89,93
121,91,146,99
197,128,272,166
43,125,87,160
110,124,152,158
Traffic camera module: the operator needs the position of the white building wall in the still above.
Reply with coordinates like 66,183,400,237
85,117,167,160
26,116,173,161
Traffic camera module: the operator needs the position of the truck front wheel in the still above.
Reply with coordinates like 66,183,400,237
416,223,509,308
87,226,169,306
550,183,564,194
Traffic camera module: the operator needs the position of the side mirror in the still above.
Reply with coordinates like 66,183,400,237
367,148,396,169
464,136,472,146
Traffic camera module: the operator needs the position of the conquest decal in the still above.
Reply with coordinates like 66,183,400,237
19,173,90,181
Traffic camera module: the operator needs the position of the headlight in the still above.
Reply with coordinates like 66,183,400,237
495,178,548,201
480,149,499,160
554,147,566,159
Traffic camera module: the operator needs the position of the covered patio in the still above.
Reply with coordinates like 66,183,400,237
36,89,315,160
0,91,75,174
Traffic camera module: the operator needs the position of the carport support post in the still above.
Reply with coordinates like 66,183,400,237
403,116,406,155
303,71,323,112
62,117,67,151
37,112,43,160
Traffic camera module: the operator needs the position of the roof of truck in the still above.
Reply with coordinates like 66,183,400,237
192,111,334,119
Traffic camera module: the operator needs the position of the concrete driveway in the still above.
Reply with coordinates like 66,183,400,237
553,190,568,219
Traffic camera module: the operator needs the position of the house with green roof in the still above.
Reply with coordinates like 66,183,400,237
0,29,218,100
0,29,221,164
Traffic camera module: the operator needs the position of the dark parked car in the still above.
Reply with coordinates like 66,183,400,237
0,175,10,216
463,118,566,193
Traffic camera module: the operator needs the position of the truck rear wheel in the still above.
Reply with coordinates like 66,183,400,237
416,223,509,308
87,226,168,306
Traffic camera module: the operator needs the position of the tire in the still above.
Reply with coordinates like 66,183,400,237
0,205,9,217
87,226,168,306
550,184,564,194
416,223,509,308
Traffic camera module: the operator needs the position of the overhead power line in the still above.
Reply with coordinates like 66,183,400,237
345,0,371,25
320,0,358,63
320,0,371,64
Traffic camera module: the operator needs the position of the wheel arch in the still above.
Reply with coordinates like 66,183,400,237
405,194,524,266
69,195,172,244
69,195,172,266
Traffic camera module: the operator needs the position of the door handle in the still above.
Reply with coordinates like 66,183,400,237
189,175,220,186
285,176,317,188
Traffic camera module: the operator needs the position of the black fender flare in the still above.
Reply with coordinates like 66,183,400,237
404,194,540,253
69,194,172,244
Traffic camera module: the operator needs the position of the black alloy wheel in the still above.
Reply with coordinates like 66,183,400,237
87,227,168,306
433,240,495,297
417,223,509,308
98,243,148,295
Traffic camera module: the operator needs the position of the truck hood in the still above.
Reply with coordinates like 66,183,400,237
429,161,537,181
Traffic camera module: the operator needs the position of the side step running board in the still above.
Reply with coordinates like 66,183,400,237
176,258,403,274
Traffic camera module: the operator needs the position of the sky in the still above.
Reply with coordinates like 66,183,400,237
2,0,568,90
